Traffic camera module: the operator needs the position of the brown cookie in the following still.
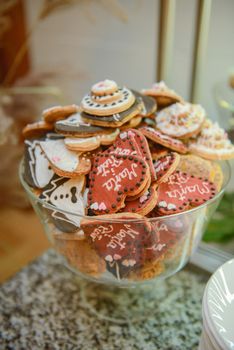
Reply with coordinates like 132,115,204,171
121,183,158,216
87,152,150,215
43,104,79,123
22,121,54,139
132,90,157,116
81,98,143,127
154,152,180,183
177,154,213,179
55,112,113,137
140,126,188,154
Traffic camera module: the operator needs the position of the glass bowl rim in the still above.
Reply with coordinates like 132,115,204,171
19,158,231,223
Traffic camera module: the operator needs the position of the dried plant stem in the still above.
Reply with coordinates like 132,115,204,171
3,18,40,87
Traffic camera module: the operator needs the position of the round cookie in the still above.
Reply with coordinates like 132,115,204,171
142,81,183,108
55,113,113,137
209,162,224,191
43,104,79,123
91,79,118,96
189,120,234,160
156,102,206,139
177,154,213,179
132,90,157,117
81,80,135,116
81,98,143,128
140,126,188,154
22,121,54,139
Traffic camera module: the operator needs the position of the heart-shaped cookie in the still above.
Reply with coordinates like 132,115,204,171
155,170,217,215
108,129,156,181
153,152,180,184
121,183,158,216
140,126,188,154
87,152,150,215
39,139,91,177
81,213,154,278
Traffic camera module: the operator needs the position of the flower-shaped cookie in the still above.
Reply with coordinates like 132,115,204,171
156,102,206,139
189,119,234,160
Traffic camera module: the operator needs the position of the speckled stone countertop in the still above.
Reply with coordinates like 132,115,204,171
0,250,209,350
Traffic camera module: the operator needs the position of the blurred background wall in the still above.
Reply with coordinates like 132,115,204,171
23,0,234,119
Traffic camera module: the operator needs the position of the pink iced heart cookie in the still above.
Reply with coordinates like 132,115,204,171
140,126,188,154
87,152,150,215
155,170,217,215
81,213,154,278
153,152,180,183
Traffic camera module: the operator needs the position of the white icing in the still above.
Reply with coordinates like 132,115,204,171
56,113,91,127
91,80,117,94
189,119,234,156
156,102,206,137
39,139,80,172
25,140,54,188
81,87,135,115
43,177,85,226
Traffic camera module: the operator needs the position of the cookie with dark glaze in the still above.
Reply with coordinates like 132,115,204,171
55,113,113,137
81,98,143,127
132,90,157,116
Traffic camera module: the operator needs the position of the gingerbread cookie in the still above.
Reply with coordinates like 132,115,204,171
81,98,143,128
43,104,79,123
132,90,157,116
24,139,54,188
81,213,154,278
140,126,188,154
39,139,91,177
177,154,213,179
81,80,135,116
189,120,234,160
149,142,169,160
64,128,119,152
153,152,180,183
121,183,158,216
142,81,183,109
22,121,54,139
40,175,85,231
87,153,150,215
55,113,113,137
112,129,155,181
156,102,206,139
155,170,217,215
209,162,224,191
53,232,106,276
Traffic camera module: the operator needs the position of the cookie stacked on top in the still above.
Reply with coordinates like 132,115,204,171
22,79,234,281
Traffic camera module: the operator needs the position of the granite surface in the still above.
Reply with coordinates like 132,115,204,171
0,250,209,350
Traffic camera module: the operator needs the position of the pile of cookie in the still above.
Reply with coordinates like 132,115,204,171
22,79,234,282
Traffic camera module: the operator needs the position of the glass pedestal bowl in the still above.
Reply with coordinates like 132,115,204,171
19,160,230,288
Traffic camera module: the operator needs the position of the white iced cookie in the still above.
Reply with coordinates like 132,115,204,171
39,139,91,177
142,81,183,108
41,176,85,227
156,102,206,138
24,140,54,188
64,128,119,152
81,80,135,116
189,119,234,160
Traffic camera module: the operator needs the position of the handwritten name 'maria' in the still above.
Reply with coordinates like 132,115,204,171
103,163,138,191
90,224,140,250
166,182,210,201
